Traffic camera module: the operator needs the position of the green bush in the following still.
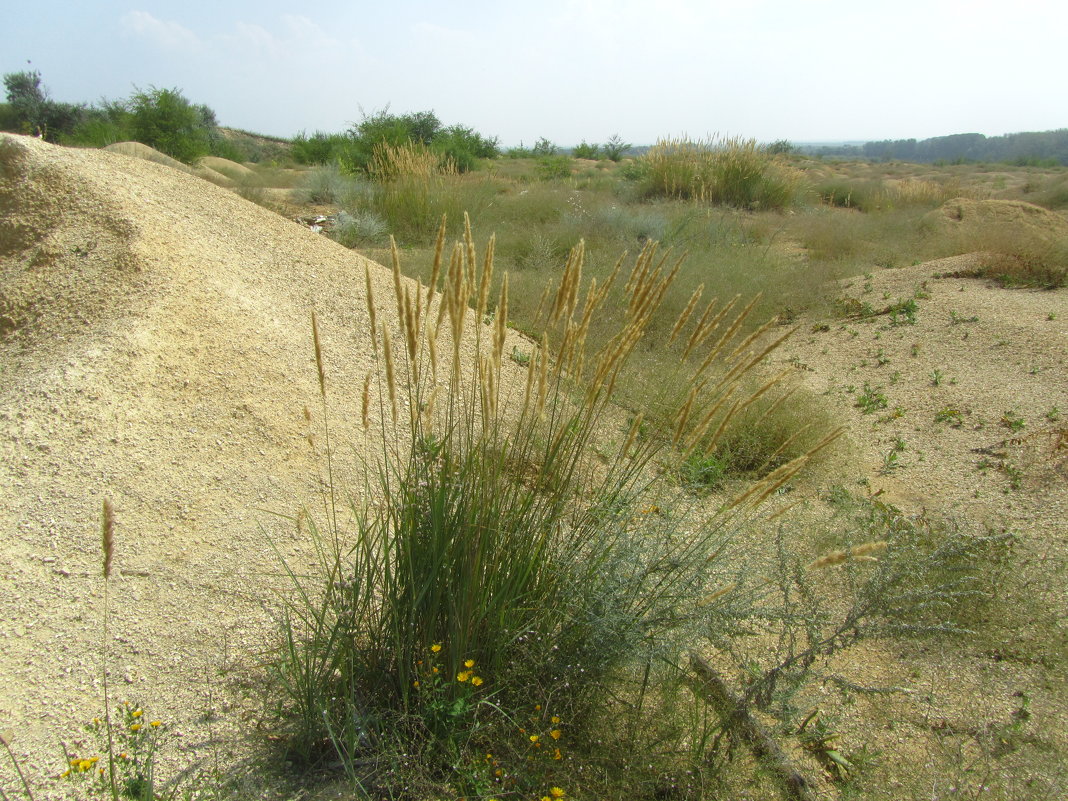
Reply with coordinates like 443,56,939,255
572,141,600,160
534,155,572,180
432,124,499,173
0,102,22,133
328,110,498,176
532,137,557,156
291,130,347,165
602,134,631,162
65,101,132,148
128,87,213,163
2,70,85,141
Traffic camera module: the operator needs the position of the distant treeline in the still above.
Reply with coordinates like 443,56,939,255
806,129,1068,166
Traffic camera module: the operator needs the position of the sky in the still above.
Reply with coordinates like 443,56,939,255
3,0,1066,147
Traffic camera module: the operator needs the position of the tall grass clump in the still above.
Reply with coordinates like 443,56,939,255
813,176,963,212
362,142,497,243
272,217,837,797
365,140,454,242
629,137,802,210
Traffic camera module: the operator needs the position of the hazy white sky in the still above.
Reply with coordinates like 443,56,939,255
3,0,1066,146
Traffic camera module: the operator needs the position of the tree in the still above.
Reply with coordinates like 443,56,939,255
2,70,84,141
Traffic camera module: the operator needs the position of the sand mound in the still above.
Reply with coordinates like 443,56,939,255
104,141,235,187
923,197,1068,244
198,155,255,181
0,132,467,790
104,140,190,171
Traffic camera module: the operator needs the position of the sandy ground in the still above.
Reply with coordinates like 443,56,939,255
1,133,1065,798
758,256,1067,798
0,133,532,797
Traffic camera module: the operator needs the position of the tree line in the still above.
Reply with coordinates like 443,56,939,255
808,129,1068,166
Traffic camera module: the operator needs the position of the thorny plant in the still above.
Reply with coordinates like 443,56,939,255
699,495,1014,772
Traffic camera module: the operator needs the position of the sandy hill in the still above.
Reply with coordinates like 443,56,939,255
0,133,434,790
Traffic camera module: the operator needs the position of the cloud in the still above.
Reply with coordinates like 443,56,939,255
120,10,202,52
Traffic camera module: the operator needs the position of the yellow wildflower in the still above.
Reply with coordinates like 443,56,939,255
471,676,484,687
130,723,142,732
553,747,562,760
550,788,566,799
529,734,539,743
551,715,561,724
464,659,475,668
430,643,442,653
150,720,162,727
550,729,562,740
131,709,143,718
457,671,471,682
413,680,420,688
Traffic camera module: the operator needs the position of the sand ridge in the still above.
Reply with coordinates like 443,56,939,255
0,133,493,793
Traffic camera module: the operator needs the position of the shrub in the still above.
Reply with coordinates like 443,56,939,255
602,134,631,162
292,164,357,205
531,137,558,156
329,209,388,247
975,246,1068,289
291,130,351,165
534,155,572,180
945,219,1068,289
433,124,500,172
572,141,600,160
2,70,85,141
65,101,132,148
128,87,213,163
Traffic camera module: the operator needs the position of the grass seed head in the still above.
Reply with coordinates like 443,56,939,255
101,499,114,579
